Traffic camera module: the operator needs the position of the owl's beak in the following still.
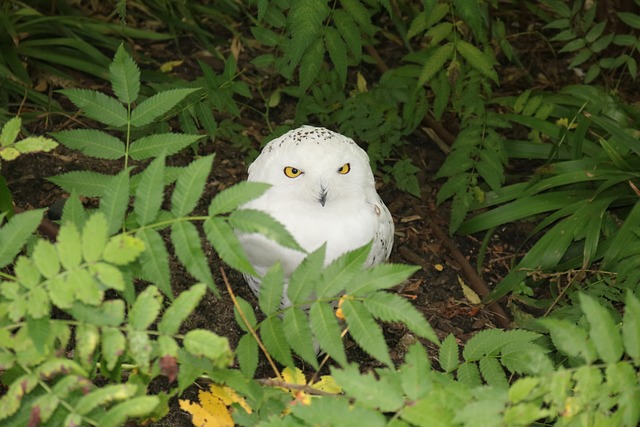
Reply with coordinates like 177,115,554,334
317,186,328,207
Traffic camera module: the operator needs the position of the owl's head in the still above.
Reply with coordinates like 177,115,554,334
247,126,376,207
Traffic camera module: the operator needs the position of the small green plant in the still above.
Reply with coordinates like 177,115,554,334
0,117,58,216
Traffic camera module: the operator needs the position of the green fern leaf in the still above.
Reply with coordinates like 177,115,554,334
580,293,624,363
109,44,140,104
342,298,392,366
418,42,454,86
234,296,258,332
134,155,165,226
399,343,431,401
347,264,420,296
171,154,214,217
0,209,43,269
208,181,270,216
51,129,125,160
283,307,318,369
339,0,375,36
456,362,482,387
298,39,324,91
130,88,200,128
260,316,294,367
229,209,303,251
456,40,498,83
439,334,460,373
331,364,404,412
288,244,326,305
258,263,285,315
236,333,259,378
452,0,485,42
332,10,362,61
171,221,215,288
59,89,128,127
100,169,130,235
60,190,86,230
450,190,473,233
317,243,370,299
310,301,347,366
324,27,348,86
364,291,438,343
129,286,162,330
128,133,203,160
49,171,112,197
464,329,541,362
286,1,330,70
194,101,218,139
136,229,173,298
479,357,508,387
538,317,596,363
158,284,206,335
623,291,640,363
204,217,256,276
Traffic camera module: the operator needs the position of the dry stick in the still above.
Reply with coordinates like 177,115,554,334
256,378,338,397
428,211,512,329
220,267,283,382
13,207,59,241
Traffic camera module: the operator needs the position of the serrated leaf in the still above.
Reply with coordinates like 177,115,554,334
130,88,200,127
110,44,140,104
332,364,404,412
333,10,362,61
76,384,137,416
234,296,258,333
134,155,165,226
158,283,206,335
76,323,100,369
340,0,375,35
69,300,125,327
101,327,126,370
457,361,482,387
364,292,438,343
580,293,624,363
136,228,173,298
52,129,125,160
0,209,43,269
208,181,271,216
260,316,294,367
318,243,371,299
61,190,86,229
96,396,160,427
310,301,347,366
283,307,319,368
456,40,498,83
236,333,259,378
59,89,128,127
129,286,162,330
171,154,214,217
288,244,326,305
100,169,130,235
32,240,60,279
349,264,420,295
13,136,58,154
82,213,108,263
399,343,431,401
204,217,256,276
171,221,214,287
286,1,330,70
129,133,203,160
623,291,640,363
439,334,460,373
258,263,285,314
418,43,454,86
90,262,125,291
479,357,508,387
103,234,145,265
324,26,347,86
538,317,596,363
229,209,303,251
0,116,21,146
49,171,111,197
184,330,232,368
56,221,82,269
342,298,392,366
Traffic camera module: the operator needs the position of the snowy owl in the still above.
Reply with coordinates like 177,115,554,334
237,126,394,307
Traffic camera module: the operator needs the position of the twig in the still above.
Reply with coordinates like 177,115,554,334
256,378,339,397
220,267,283,381
428,210,512,329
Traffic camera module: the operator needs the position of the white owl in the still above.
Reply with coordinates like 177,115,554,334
238,126,394,307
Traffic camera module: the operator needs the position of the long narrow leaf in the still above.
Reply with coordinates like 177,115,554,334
58,89,127,127
342,299,392,366
130,89,200,128
171,221,214,288
129,133,203,160
52,129,125,160
0,209,43,268
134,155,165,226
171,154,214,217
110,44,140,104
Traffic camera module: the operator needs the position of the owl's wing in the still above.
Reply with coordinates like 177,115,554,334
366,197,394,267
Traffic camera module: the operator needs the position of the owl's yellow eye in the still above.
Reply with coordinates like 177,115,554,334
284,166,303,178
337,163,351,175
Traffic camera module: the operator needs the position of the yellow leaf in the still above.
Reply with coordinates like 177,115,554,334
356,72,368,93
311,375,342,394
282,367,306,386
208,384,252,414
335,295,347,320
434,264,444,272
458,276,481,305
179,395,233,427
0,147,20,161
160,60,184,73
